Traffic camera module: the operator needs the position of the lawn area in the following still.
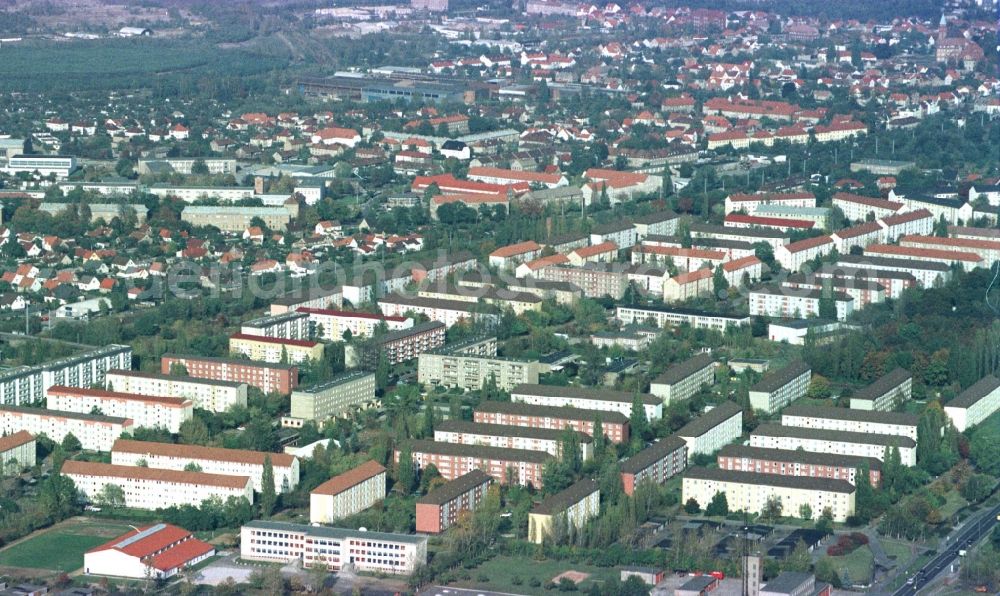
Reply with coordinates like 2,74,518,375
823,546,875,586
939,490,969,519
880,539,915,566
0,531,112,572
453,555,619,595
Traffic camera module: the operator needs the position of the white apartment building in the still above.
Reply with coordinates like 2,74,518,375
0,405,132,452
240,520,427,575
0,430,35,473
298,307,412,341
676,401,743,461
750,424,917,466
110,439,300,493
944,375,1000,432
46,386,192,433
650,353,715,405
615,306,750,331
876,209,934,242
782,405,918,442
289,372,377,423
528,479,600,544
151,185,255,203
849,368,913,411
63,461,253,509
724,192,816,215
590,222,638,250
832,192,904,222
749,286,854,322
510,384,663,421
418,351,541,392
748,361,811,415
240,311,311,341
310,460,386,523
682,468,855,522
775,235,834,272
378,295,498,329
434,420,593,460
831,221,885,253
105,370,247,413
863,244,982,272
835,254,950,288
0,344,132,406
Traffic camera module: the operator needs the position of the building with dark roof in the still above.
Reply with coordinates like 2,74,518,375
402,439,552,488
474,400,630,444
676,401,743,462
650,353,716,405
415,470,493,534
682,467,856,522
528,478,600,543
945,375,1000,432
511,383,662,420
750,423,916,466
748,360,811,415
782,404,918,441
716,444,882,487
620,435,687,495
434,419,593,459
847,367,913,412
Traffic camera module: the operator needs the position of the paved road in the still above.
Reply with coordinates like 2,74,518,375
892,502,1000,596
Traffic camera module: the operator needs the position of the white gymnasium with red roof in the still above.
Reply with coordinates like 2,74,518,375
83,523,214,579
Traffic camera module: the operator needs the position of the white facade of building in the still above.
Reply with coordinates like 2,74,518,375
46,386,192,433
0,405,132,452
63,461,253,509
105,370,247,413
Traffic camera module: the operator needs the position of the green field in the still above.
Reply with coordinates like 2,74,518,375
453,555,619,594
0,531,111,572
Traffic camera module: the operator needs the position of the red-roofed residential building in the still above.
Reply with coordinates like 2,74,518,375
776,235,834,271
310,460,386,523
84,524,215,579
831,221,885,253
229,333,324,364
725,213,815,232
568,241,618,265
833,192,904,222
722,255,763,287
876,209,935,242
311,127,361,147
864,243,983,271
814,120,867,142
899,235,1000,266
489,241,543,269
46,385,192,433
664,268,713,302
414,173,529,197
468,167,567,189
429,193,510,220
725,192,816,214
515,253,570,278
632,245,727,271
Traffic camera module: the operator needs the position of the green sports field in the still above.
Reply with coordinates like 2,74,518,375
0,521,134,573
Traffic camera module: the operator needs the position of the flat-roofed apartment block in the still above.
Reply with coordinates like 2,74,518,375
240,520,427,575
717,444,882,487
510,384,663,421
297,308,412,341
748,360,811,415
0,430,35,474
682,467,855,522
615,305,750,331
848,367,912,412
378,294,499,329
0,405,132,452
270,286,344,315
782,404,918,442
346,321,446,368
288,372,377,425
229,334,324,365
0,344,132,406
240,311,311,341
310,460,386,523
63,461,253,509
415,469,493,534
750,423,916,466
528,478,600,544
105,370,248,413
111,439,299,493
46,386,192,433
418,341,541,392
474,401,630,444
403,439,552,488
160,354,299,395
620,435,687,495
944,375,1000,432
434,419,594,460
650,353,715,405
676,401,743,462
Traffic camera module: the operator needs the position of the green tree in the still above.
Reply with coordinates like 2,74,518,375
95,483,125,508
60,432,82,452
799,503,813,521
705,491,729,516
179,417,210,445
629,393,649,441
961,474,994,503
375,352,390,392
260,455,277,516
592,416,606,459
560,425,582,473
396,445,415,494
712,266,729,297
421,403,435,438
784,540,812,572
683,497,701,514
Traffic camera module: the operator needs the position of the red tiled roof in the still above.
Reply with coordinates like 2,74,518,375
727,191,815,203
47,386,190,407
0,430,34,452
148,538,214,571
87,524,191,556
112,439,295,467
722,255,762,271
670,268,713,284
573,241,618,258
835,221,883,239
229,333,319,348
725,213,815,229
782,235,834,253
490,240,542,258
900,235,1000,251
62,460,251,489
636,245,727,259
833,192,903,211
865,244,982,262
312,460,385,497
880,208,933,225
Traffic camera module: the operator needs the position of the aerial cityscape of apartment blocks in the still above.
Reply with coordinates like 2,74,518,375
104,369,248,413
160,354,299,395
63,460,254,509
310,460,386,523
45,385,192,433
0,344,132,406
240,520,427,575
415,469,493,534
0,405,132,452
110,439,300,493
473,400,630,444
